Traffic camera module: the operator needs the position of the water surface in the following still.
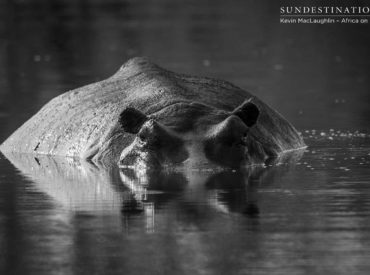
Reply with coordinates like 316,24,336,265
1,134,370,275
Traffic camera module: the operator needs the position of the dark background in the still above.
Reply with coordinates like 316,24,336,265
0,0,369,142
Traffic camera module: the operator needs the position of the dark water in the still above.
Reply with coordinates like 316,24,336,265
0,0,369,274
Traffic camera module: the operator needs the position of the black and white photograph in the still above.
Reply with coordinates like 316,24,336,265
0,0,369,274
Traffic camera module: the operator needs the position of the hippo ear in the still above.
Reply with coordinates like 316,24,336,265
119,107,148,134
232,99,260,127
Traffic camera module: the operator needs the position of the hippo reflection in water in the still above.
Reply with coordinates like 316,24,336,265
2,152,303,219
0,57,305,169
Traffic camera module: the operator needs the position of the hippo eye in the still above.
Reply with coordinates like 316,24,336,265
138,132,146,142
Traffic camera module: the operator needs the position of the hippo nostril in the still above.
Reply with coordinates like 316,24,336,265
170,150,189,164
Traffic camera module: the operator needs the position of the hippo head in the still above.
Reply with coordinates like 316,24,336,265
118,100,260,170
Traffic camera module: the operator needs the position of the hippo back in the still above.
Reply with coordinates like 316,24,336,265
0,57,305,164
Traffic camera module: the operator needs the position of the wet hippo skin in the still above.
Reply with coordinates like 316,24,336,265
0,57,305,169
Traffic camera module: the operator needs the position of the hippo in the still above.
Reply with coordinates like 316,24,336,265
0,57,305,169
